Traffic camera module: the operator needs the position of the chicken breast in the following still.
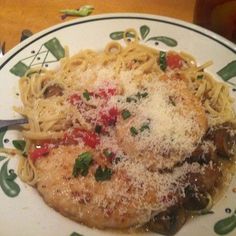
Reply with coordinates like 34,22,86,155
35,144,193,229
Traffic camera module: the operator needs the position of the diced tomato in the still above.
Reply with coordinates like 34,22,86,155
63,128,100,148
37,140,56,147
97,87,117,99
167,53,183,69
68,93,81,105
30,146,50,160
80,130,100,148
109,107,119,117
29,139,60,161
99,107,119,126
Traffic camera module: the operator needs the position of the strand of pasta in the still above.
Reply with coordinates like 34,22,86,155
17,153,37,186
0,147,37,185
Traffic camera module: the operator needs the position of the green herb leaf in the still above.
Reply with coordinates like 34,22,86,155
60,5,94,17
83,89,90,101
73,152,93,177
136,91,148,99
147,36,177,47
197,75,204,80
126,96,137,103
12,140,26,152
130,126,138,136
140,25,150,40
103,149,113,158
140,123,150,132
121,109,131,120
217,60,236,81
109,31,135,40
95,166,112,181
77,5,94,17
10,61,29,77
159,51,167,71
126,92,148,103
44,38,65,60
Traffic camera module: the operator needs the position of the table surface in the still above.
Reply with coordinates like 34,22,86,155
0,0,196,52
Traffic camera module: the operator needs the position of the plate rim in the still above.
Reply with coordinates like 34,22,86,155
0,13,235,71
0,12,236,236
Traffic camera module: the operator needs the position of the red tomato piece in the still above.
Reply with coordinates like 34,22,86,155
68,93,81,105
80,130,100,148
63,129,100,148
30,146,50,160
99,107,119,126
98,87,117,99
167,53,183,69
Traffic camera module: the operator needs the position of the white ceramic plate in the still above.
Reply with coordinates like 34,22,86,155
0,13,235,236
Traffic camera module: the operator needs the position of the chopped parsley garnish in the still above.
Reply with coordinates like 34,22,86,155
140,123,150,132
72,151,93,177
126,91,149,103
130,126,138,136
95,124,102,134
83,89,90,101
103,148,113,158
126,96,137,103
121,109,131,120
159,51,167,71
197,75,204,80
136,91,148,99
95,166,112,181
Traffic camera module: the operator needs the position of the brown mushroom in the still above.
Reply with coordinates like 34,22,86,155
212,127,235,159
186,145,213,165
44,84,63,98
186,164,222,193
146,207,187,235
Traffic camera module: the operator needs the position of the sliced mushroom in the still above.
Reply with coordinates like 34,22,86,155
206,123,236,159
186,164,222,193
183,185,209,211
44,84,63,98
146,207,187,235
212,128,235,159
186,146,213,165
183,186,213,215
